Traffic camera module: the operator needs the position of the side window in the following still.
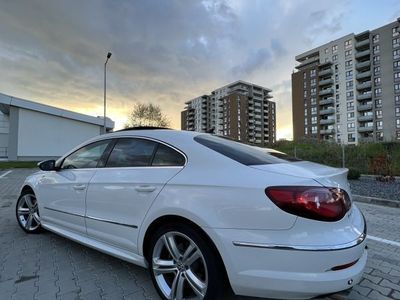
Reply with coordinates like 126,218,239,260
152,144,185,166
106,138,157,167
61,140,110,169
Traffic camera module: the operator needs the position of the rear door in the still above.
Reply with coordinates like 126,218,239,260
85,137,185,253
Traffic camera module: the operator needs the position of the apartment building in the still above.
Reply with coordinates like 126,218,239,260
181,80,276,145
292,18,400,144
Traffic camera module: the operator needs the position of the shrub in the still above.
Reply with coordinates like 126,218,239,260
347,169,361,180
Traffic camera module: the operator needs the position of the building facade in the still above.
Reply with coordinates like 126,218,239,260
0,93,114,161
292,18,400,144
181,80,276,146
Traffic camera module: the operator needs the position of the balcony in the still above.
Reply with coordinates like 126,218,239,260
356,71,371,80
358,115,373,122
356,93,372,101
356,60,371,71
296,56,319,69
355,49,371,59
320,128,335,135
357,104,373,111
318,68,333,77
355,39,370,49
358,126,374,132
356,81,372,90
319,107,335,115
318,78,334,87
319,98,334,105
320,118,335,125
319,88,334,96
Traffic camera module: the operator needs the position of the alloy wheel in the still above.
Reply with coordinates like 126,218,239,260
152,231,208,300
17,194,41,231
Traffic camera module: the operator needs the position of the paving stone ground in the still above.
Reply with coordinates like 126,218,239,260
1,169,400,300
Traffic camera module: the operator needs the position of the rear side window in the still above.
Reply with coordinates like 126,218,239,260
152,144,185,166
194,134,285,165
106,138,157,167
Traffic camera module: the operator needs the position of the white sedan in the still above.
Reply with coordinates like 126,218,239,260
16,129,367,300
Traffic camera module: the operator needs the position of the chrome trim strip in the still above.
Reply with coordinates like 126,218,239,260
43,207,138,229
43,206,85,218
85,215,138,229
233,217,367,251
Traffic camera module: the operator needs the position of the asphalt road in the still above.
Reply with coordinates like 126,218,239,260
1,169,399,300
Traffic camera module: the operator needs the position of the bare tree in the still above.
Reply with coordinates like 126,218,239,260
125,103,170,128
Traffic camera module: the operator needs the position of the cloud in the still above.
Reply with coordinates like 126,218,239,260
0,0,395,139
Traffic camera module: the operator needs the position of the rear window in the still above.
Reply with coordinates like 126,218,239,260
194,134,285,165
267,151,302,162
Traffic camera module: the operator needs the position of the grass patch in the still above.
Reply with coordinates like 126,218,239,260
0,161,38,169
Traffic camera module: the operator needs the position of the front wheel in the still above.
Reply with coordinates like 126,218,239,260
16,191,42,233
147,223,225,300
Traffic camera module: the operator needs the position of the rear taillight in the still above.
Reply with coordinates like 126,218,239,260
265,186,351,222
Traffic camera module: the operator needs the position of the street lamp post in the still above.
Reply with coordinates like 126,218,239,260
103,52,112,134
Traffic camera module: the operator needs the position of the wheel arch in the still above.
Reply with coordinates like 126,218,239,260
20,184,35,195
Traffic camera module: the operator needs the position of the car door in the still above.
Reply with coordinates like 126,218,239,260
37,139,112,235
85,137,186,253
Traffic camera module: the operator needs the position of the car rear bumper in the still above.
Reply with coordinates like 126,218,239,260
203,215,367,299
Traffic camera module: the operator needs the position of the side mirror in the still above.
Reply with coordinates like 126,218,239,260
38,160,57,171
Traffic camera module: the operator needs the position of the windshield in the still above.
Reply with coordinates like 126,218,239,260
194,134,286,166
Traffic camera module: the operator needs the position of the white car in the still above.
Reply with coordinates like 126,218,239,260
16,129,367,300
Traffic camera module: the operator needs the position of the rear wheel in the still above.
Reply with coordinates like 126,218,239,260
16,191,42,233
147,223,224,300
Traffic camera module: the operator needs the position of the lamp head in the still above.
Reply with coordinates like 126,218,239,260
107,52,112,59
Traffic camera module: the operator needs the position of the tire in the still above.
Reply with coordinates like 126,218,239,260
16,190,42,234
147,223,225,300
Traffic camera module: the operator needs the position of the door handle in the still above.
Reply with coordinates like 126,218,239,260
73,184,86,191
134,185,156,193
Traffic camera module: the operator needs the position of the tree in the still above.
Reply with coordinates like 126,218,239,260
125,103,170,128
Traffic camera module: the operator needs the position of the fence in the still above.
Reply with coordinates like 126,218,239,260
272,140,400,176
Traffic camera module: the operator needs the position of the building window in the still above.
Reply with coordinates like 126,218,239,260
324,48,329,54
346,70,353,79
346,91,354,99
346,81,353,90
397,131,400,140
373,45,380,54
335,74,339,82
311,116,317,124
310,78,316,86
311,107,317,115
311,97,316,105
311,126,317,134
345,60,353,68
311,87,317,95
304,127,308,135
374,77,381,85
347,102,354,111
375,99,382,108
396,107,400,117
396,95,400,105
374,88,382,96
345,39,352,49
332,54,338,61
373,55,380,65
393,38,400,48
397,119,400,128
310,69,316,77
332,45,338,53
394,49,400,60
304,90,307,97
376,121,383,130
395,61,400,69
345,49,352,57
347,112,355,120
304,118,308,125
304,108,308,116
303,81,307,88
376,132,384,141
373,34,380,43
395,83,400,93
348,133,356,142
393,26,399,37
375,110,382,118
374,66,381,76
303,72,307,79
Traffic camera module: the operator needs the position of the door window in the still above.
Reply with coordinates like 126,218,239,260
106,138,157,167
61,140,111,169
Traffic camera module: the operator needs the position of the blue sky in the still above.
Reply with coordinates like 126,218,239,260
0,0,398,139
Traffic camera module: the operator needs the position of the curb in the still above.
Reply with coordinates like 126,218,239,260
353,194,400,208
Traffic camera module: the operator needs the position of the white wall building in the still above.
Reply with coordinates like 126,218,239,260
0,93,114,161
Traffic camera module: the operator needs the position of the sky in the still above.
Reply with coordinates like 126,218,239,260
0,0,399,140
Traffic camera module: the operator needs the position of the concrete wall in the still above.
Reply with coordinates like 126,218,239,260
16,108,101,160
0,111,9,157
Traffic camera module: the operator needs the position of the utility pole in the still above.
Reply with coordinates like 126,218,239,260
103,52,112,134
